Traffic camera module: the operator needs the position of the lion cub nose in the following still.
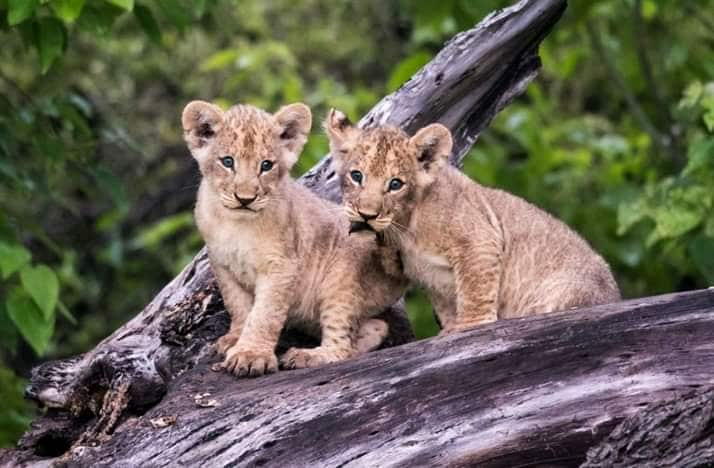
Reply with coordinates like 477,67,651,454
358,210,379,221
235,194,257,207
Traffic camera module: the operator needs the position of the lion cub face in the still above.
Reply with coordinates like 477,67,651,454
325,109,453,234
182,101,311,217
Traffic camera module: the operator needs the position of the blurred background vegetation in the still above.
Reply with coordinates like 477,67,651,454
1,0,713,446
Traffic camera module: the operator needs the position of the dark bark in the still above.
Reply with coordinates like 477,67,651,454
0,0,572,466
4,289,714,467
583,387,714,467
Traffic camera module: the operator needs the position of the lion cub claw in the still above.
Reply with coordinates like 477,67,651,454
223,347,278,377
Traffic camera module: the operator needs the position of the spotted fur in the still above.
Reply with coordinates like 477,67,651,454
183,102,407,376
326,109,620,334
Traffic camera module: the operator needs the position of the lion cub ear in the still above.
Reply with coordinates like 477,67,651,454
324,108,359,173
410,123,452,180
182,101,224,158
273,103,312,169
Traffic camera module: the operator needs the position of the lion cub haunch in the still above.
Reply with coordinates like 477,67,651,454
326,109,620,334
182,101,405,376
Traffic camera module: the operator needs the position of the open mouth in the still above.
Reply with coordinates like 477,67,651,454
349,221,375,234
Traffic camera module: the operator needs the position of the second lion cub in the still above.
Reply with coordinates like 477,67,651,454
182,101,405,376
326,110,620,334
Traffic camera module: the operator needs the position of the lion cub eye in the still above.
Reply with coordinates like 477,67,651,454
388,178,404,191
350,170,363,184
221,156,234,169
260,160,274,173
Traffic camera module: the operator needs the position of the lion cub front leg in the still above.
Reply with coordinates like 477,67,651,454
281,293,367,369
212,264,253,355
223,269,295,377
441,239,502,335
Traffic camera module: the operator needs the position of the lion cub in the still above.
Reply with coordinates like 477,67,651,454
182,101,405,376
326,110,620,334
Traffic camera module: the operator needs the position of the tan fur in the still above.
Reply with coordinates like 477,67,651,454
183,101,406,376
326,109,620,334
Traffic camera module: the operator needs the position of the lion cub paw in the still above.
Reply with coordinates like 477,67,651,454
215,332,240,355
280,347,347,370
222,346,278,377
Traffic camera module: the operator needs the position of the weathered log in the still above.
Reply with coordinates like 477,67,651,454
583,387,714,467
0,0,569,465
4,289,714,467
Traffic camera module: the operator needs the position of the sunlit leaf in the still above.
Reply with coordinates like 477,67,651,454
201,49,239,71
684,137,714,175
20,264,59,320
679,81,702,108
0,241,31,279
6,288,54,356
104,0,133,11
51,0,86,23
7,0,37,25
131,212,194,249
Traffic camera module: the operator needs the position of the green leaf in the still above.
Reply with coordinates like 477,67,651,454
704,111,714,133
76,3,123,35
648,183,712,244
679,81,702,109
51,0,86,23
617,199,647,235
387,51,432,92
105,0,133,11
6,288,54,355
650,205,702,244
689,236,714,283
157,0,190,29
134,3,161,44
200,49,238,71
35,17,67,74
0,241,31,279
20,264,59,320
131,212,193,249
7,0,37,25
684,137,714,175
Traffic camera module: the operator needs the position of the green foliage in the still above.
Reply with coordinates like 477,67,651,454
618,82,714,281
0,367,31,446
1,0,714,448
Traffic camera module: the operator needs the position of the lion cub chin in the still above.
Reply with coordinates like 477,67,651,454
182,101,406,377
326,109,621,334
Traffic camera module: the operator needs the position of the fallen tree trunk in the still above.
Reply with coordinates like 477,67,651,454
5,289,714,467
0,0,578,465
